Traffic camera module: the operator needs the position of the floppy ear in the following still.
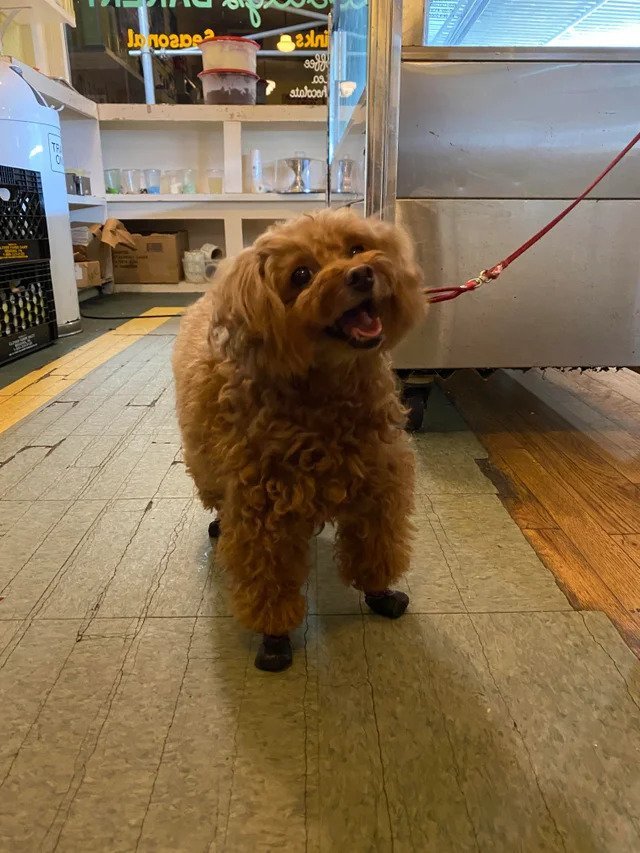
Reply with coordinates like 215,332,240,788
212,244,316,376
215,247,285,346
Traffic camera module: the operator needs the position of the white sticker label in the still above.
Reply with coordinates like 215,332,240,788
48,134,64,173
74,263,82,280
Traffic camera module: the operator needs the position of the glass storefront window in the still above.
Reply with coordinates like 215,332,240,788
426,0,640,47
66,0,332,104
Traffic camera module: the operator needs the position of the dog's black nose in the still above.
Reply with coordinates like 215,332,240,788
347,264,374,293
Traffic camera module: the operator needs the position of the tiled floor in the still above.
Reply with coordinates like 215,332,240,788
1,313,639,852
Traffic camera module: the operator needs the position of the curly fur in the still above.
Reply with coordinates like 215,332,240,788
173,208,425,635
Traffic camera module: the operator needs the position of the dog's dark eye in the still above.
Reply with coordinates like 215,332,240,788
291,266,313,288
350,245,365,256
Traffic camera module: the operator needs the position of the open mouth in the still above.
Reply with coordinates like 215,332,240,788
326,298,384,350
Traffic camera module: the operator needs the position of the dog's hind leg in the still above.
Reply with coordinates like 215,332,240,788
195,485,223,539
208,516,221,539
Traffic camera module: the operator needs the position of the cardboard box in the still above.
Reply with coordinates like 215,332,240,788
73,219,136,285
74,260,101,289
112,231,189,284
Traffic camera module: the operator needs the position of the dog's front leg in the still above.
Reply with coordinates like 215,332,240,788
218,492,312,672
336,440,415,619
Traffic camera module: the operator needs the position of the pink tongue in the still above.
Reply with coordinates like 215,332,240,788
344,309,383,339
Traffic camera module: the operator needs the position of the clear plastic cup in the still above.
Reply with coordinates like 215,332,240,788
104,168,121,194
167,169,186,194
144,169,161,194
183,169,197,194
207,169,224,194
121,169,142,194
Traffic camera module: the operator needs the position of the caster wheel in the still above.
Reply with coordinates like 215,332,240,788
404,393,425,432
208,518,221,539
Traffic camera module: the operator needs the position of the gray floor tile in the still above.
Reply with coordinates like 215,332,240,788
0,499,32,537
97,498,192,618
0,620,135,852
148,502,212,617
0,446,50,497
415,449,496,497
9,434,93,501
428,494,570,612
0,620,20,652
580,612,640,706
1,500,107,619
135,657,247,852
36,499,151,620
0,619,81,783
471,612,640,852
78,434,152,500
363,614,564,852
414,429,488,458
49,619,195,853
0,500,69,587
115,441,179,499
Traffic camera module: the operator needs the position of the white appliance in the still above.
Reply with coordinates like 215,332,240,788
0,58,80,336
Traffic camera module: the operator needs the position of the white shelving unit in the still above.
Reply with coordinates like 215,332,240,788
106,192,326,259
5,72,329,291
67,194,106,209
97,103,325,126
105,192,326,208
98,102,329,284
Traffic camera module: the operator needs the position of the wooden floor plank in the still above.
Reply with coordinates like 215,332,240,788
554,370,640,434
499,447,640,609
486,373,640,533
512,370,640,484
611,534,640,568
524,527,622,612
588,368,640,408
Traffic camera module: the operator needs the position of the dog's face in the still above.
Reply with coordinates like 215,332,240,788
215,209,425,375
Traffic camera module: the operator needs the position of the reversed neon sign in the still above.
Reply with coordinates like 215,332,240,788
86,1,365,29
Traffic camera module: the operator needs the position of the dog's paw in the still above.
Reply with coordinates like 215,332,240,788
364,589,409,619
208,518,221,539
255,634,293,672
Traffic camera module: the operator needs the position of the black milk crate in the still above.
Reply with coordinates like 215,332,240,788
0,259,57,366
0,165,49,264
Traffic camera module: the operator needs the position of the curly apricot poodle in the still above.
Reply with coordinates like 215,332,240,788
173,208,425,671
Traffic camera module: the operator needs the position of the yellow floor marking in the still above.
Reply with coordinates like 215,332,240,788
0,308,183,435
137,306,184,317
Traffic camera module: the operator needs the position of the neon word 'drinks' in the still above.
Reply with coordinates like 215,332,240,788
295,28,328,49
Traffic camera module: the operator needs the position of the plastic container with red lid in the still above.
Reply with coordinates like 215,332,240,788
198,68,259,105
200,36,259,74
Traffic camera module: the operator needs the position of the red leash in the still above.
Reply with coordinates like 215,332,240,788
425,128,640,304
